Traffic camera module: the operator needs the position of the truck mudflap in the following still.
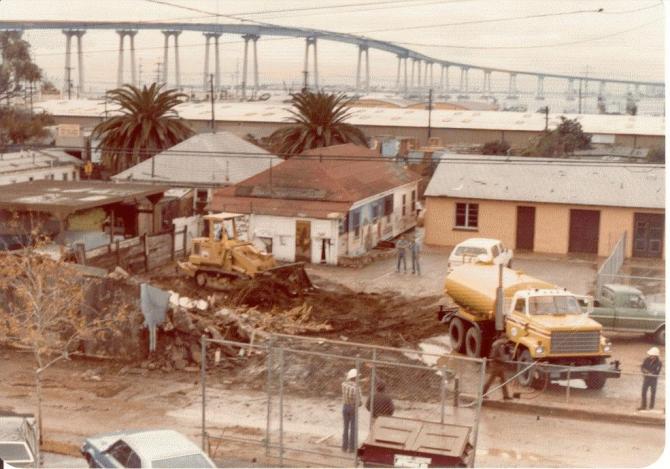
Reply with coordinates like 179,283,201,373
538,360,621,381
437,304,459,323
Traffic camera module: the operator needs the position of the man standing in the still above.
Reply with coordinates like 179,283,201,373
411,233,421,275
483,338,512,400
639,347,662,410
396,235,409,273
342,368,362,452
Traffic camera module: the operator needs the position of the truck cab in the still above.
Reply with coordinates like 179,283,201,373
591,284,665,345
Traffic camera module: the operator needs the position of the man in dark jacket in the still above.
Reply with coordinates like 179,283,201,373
639,346,663,410
366,381,395,420
483,338,512,400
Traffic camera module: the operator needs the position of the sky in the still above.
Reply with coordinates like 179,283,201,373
0,0,665,92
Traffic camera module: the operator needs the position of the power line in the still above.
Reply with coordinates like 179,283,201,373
394,18,664,50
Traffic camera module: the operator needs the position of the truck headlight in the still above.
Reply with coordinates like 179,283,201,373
535,344,545,355
603,342,611,353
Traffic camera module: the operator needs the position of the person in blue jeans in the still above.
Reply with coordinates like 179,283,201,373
396,236,409,273
341,368,362,452
410,234,421,275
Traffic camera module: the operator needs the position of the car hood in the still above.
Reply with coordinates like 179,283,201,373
531,314,602,331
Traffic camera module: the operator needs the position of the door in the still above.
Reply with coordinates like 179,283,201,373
633,213,664,258
295,220,311,262
516,206,536,251
568,209,600,254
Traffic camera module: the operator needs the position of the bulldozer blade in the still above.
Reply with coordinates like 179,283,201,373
264,262,314,293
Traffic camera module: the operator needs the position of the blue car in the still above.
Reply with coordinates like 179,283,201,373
81,429,216,468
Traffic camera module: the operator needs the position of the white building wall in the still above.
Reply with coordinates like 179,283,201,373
248,214,340,265
0,165,79,185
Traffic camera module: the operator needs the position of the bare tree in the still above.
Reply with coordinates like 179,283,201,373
0,245,124,446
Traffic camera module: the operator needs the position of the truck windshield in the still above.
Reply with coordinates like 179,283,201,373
528,296,582,315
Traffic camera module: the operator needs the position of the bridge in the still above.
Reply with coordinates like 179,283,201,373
0,20,664,100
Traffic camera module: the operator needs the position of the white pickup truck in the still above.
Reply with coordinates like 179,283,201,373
447,238,513,271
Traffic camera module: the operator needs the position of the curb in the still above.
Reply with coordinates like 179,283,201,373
482,399,665,426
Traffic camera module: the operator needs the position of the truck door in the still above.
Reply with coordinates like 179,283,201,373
614,292,648,332
592,287,616,328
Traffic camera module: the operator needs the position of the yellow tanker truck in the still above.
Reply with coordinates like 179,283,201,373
437,263,621,389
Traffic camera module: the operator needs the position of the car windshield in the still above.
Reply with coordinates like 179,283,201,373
152,454,214,468
453,246,487,257
528,296,582,315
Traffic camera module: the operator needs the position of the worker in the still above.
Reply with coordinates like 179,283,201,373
396,235,409,273
341,368,362,453
410,233,422,275
483,338,513,400
639,346,662,411
365,380,395,422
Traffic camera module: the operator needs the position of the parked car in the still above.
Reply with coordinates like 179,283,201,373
0,413,38,468
447,238,513,271
81,429,216,468
590,284,665,345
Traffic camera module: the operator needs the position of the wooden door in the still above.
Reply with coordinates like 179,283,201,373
516,206,536,251
569,209,600,254
295,220,311,262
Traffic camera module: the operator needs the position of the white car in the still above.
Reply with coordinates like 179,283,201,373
81,429,216,468
447,238,513,271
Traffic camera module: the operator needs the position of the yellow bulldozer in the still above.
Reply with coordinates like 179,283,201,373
178,213,312,294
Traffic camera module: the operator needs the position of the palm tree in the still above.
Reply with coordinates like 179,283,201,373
92,83,194,172
269,90,366,156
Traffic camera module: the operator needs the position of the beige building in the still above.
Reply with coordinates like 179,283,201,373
424,155,664,258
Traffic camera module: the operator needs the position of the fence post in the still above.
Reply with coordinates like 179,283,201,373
278,347,285,468
143,234,149,271
369,349,377,434
354,357,361,467
440,366,447,423
200,336,207,451
265,338,274,457
565,367,571,403
470,359,486,468
115,239,120,267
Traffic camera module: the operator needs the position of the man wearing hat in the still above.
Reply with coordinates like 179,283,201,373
639,347,663,411
341,368,362,452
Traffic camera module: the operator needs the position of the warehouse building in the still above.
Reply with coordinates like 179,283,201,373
423,155,664,258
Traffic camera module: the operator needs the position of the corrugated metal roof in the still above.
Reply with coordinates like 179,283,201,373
112,132,281,186
424,154,664,209
0,149,82,175
37,99,665,136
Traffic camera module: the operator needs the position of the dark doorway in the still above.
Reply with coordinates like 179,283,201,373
295,220,311,262
633,213,664,258
516,206,536,251
569,209,600,254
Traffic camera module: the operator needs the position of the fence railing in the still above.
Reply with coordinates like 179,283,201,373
200,335,486,468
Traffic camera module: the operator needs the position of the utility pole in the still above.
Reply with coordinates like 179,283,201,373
543,106,549,131
210,73,216,133
427,88,433,140
65,66,73,99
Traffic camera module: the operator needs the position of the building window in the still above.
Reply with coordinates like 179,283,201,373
339,215,348,235
258,237,273,254
411,190,416,213
383,195,394,220
402,194,407,216
351,209,361,238
455,202,479,229
63,173,68,181
73,171,77,180
28,177,34,181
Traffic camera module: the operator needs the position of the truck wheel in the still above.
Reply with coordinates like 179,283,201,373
584,372,607,390
449,318,466,353
195,271,208,287
516,348,537,388
465,327,483,358
654,326,665,346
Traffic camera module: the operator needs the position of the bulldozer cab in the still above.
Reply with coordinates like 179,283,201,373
205,212,241,242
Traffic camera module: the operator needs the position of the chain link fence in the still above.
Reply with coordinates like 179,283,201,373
199,334,486,467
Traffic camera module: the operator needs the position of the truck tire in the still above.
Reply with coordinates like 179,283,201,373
449,318,466,353
465,327,483,358
654,326,665,346
516,348,537,388
195,271,208,287
584,372,607,390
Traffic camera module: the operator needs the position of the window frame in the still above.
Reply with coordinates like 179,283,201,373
455,202,479,230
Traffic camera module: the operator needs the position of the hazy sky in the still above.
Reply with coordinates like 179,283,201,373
0,0,665,91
